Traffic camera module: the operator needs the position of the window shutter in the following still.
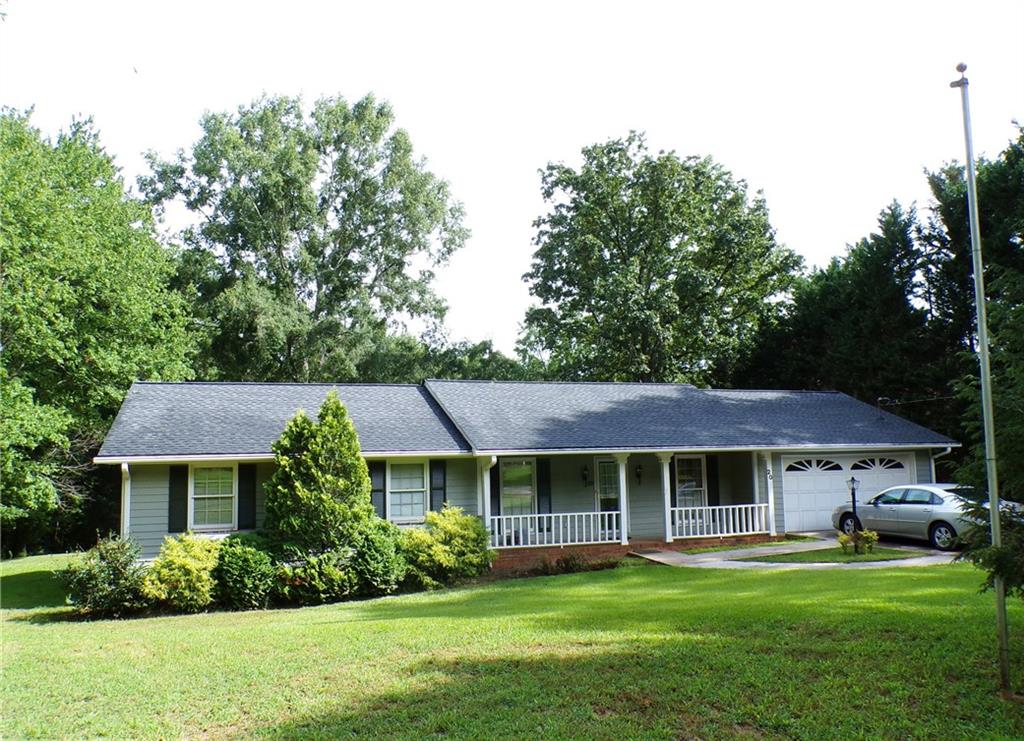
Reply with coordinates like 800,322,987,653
489,464,500,516
706,455,720,506
536,459,552,514
368,461,386,519
669,458,677,508
429,460,446,511
168,464,188,533
238,463,257,529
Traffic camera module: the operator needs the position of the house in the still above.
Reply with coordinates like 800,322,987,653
95,380,957,564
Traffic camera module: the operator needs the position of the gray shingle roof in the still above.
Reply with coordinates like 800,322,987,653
97,382,471,458
425,380,957,452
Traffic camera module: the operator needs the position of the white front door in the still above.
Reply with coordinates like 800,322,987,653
595,459,620,512
780,454,915,531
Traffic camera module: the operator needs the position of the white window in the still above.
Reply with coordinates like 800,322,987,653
388,461,428,523
190,465,236,530
595,458,620,512
675,455,707,508
500,458,536,515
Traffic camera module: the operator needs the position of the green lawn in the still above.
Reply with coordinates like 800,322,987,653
739,547,921,564
3,555,1024,739
679,535,818,554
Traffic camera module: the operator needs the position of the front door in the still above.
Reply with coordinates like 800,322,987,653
596,459,620,512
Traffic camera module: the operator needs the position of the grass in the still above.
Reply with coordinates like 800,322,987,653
4,554,1024,739
678,534,818,554
739,547,921,564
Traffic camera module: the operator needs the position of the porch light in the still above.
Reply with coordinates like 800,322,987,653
635,464,642,485
847,476,860,525
581,465,590,487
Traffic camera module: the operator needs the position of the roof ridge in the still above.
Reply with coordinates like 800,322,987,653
133,380,422,388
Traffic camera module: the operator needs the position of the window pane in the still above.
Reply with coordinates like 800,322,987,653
597,461,619,511
194,495,233,526
390,490,425,519
676,458,705,507
501,461,533,491
390,463,425,490
903,489,932,505
195,467,232,497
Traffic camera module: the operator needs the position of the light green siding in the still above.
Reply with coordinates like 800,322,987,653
445,458,478,515
626,454,665,539
915,450,934,484
715,452,756,505
128,464,170,559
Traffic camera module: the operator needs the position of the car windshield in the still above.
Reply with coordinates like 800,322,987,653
950,485,981,502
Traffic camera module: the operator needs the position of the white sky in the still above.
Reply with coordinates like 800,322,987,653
3,1,1022,354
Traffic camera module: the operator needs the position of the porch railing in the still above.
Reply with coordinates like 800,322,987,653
670,503,770,539
489,511,621,549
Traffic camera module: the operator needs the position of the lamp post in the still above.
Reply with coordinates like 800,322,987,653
847,476,860,528
950,62,1011,694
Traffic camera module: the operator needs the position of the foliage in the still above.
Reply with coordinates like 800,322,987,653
520,132,801,384
401,505,495,589
277,549,357,606
214,538,277,610
838,529,879,555
0,110,192,552
355,335,535,383
143,534,220,613
263,392,375,554
55,536,149,617
349,518,406,597
955,492,1024,598
141,94,468,383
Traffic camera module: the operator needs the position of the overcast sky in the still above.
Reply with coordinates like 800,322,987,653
3,1,1022,353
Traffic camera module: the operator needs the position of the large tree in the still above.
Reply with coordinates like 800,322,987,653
0,111,192,552
520,133,801,384
142,95,469,382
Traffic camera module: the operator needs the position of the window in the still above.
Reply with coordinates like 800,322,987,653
595,459,620,512
785,458,843,473
903,489,935,505
874,489,905,505
500,458,536,515
191,466,235,529
675,455,706,508
851,457,905,471
389,462,428,523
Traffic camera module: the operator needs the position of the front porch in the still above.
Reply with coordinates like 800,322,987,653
477,451,777,551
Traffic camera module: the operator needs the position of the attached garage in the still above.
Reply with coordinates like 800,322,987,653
780,454,917,532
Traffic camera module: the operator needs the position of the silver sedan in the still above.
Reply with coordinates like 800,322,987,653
831,483,975,550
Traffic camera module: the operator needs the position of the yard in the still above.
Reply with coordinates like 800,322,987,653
3,555,1024,739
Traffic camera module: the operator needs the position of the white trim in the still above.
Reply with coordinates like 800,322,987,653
657,452,673,542
479,455,497,530
387,459,430,524
673,454,708,507
763,453,777,536
120,463,131,538
498,457,538,516
188,462,239,532
778,452,917,484
931,446,952,483
613,453,630,545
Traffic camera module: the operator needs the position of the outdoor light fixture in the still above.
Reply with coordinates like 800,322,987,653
635,464,642,485
847,476,860,524
581,465,590,487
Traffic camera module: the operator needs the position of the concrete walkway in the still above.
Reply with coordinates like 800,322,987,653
631,533,956,571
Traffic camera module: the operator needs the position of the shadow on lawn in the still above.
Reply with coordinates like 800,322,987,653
0,567,67,610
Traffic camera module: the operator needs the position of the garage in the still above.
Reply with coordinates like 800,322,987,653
781,454,916,532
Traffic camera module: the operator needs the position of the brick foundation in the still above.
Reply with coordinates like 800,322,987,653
491,533,783,572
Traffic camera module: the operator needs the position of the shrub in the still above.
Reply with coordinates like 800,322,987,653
402,505,495,590
214,538,277,610
143,534,220,612
350,518,406,597
530,553,621,576
838,529,879,555
277,549,357,606
57,535,149,617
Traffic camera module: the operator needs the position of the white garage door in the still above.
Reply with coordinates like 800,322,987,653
781,454,916,532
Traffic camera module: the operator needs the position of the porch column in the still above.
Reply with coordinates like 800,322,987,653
657,453,673,542
479,456,497,537
120,462,131,538
614,453,630,545
761,452,777,535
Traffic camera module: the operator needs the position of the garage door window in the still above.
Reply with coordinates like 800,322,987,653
850,457,905,471
784,458,843,473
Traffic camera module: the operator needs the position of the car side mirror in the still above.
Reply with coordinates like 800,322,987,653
871,501,879,507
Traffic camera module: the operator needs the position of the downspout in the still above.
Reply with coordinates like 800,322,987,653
931,446,952,483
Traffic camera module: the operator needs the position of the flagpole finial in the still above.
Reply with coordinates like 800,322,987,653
956,62,967,73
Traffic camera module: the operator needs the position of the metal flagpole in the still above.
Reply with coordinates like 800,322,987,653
949,62,1011,694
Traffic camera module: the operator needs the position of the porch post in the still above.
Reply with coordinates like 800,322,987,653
479,456,497,536
120,462,131,538
614,453,630,545
657,453,673,542
761,453,777,536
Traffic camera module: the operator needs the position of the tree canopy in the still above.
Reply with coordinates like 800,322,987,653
520,133,801,384
142,95,469,382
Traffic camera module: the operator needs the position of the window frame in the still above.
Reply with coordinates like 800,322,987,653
674,454,708,508
386,459,430,525
593,456,621,512
188,462,239,531
498,456,538,516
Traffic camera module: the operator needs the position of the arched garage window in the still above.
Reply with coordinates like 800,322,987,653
850,457,905,471
785,458,843,473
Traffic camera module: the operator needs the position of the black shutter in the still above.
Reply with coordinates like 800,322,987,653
168,464,188,533
368,461,386,519
669,458,677,507
429,460,447,511
706,455,720,506
237,463,257,529
536,459,552,514
489,464,501,516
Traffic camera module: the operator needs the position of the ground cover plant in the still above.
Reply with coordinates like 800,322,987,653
738,547,920,564
4,555,1024,739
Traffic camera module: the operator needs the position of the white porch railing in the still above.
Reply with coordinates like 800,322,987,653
489,511,621,549
671,503,770,539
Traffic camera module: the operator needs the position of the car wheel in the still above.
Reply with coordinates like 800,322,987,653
929,521,957,551
839,514,860,535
